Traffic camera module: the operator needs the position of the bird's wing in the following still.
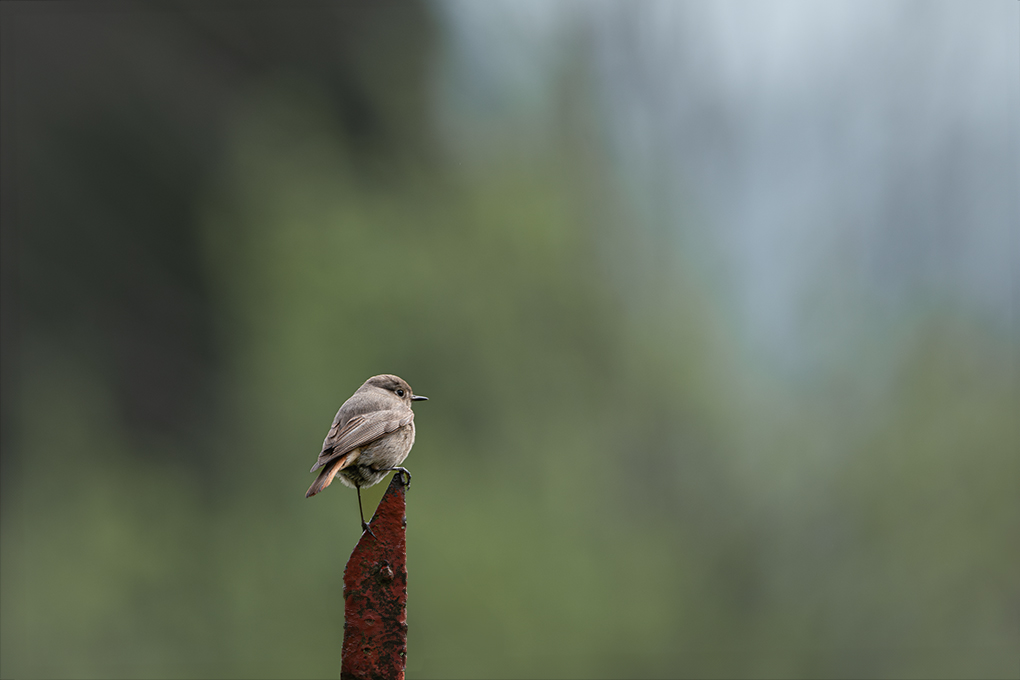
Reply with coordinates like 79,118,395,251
309,409,413,472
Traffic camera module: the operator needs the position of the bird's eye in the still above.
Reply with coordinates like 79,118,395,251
396,389,405,397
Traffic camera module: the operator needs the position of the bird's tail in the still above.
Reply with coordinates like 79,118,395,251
305,456,347,498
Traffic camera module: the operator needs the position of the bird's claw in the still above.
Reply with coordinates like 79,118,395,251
380,467,411,488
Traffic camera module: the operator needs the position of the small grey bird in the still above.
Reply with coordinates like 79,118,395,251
306,374,427,533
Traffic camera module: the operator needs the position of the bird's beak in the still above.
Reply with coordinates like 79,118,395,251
411,395,428,401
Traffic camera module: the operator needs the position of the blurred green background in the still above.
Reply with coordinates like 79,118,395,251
1,2,1017,678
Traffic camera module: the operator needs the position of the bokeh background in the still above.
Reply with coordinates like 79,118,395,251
1,1,1017,678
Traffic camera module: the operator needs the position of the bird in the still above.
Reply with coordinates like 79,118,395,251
305,374,427,534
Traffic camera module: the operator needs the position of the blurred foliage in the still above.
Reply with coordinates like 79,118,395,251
2,3,1017,679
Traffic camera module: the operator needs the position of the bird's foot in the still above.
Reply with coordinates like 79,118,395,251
389,467,411,488
361,520,375,538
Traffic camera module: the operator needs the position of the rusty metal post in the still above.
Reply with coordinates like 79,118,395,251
340,473,408,680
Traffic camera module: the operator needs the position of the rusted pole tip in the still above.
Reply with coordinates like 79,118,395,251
340,473,408,679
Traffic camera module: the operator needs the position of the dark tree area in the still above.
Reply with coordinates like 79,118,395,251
1,1,437,479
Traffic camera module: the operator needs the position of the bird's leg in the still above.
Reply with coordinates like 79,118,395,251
380,467,412,488
357,485,375,537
